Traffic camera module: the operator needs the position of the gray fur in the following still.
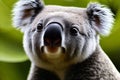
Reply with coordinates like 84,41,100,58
12,0,120,80
29,46,120,80
87,3,114,35
12,0,44,31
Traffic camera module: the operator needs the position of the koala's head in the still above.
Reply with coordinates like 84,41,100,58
12,0,114,69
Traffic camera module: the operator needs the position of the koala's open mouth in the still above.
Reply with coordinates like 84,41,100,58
41,46,66,59
44,46,61,54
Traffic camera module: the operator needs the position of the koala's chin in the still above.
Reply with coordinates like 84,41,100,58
12,0,120,80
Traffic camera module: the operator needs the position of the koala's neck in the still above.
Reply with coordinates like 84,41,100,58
27,64,61,80
28,45,120,80
66,45,120,80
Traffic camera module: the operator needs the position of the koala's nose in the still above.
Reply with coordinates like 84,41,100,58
43,23,62,47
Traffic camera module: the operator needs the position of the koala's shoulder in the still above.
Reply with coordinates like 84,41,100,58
66,48,118,80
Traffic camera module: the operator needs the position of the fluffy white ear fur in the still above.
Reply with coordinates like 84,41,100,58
87,3,114,36
12,1,114,34
12,0,44,31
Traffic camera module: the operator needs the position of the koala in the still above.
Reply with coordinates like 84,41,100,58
12,0,120,80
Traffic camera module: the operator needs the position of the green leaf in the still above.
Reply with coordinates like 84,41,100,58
0,28,28,62
0,0,28,62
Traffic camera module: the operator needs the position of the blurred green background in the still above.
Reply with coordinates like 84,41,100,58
0,0,120,80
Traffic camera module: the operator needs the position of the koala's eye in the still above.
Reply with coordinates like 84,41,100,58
37,23,43,32
70,27,79,36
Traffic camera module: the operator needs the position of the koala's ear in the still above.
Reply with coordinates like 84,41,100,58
12,0,44,31
87,3,114,36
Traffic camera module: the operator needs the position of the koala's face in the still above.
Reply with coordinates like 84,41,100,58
12,0,114,68
24,6,97,66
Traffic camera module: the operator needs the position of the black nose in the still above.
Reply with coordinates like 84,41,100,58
44,23,62,47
